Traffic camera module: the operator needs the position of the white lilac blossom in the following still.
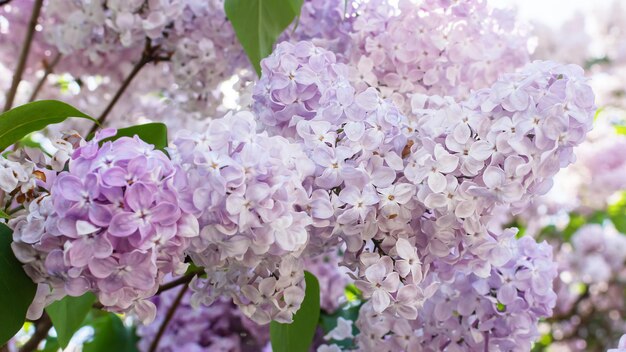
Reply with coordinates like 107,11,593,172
9,129,199,323
169,110,317,324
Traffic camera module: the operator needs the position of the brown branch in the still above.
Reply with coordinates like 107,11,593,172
87,40,154,136
0,0,13,6
28,53,62,102
148,283,189,352
3,0,44,112
19,312,52,352
156,269,202,295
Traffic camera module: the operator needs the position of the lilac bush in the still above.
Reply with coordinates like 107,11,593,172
2,0,622,351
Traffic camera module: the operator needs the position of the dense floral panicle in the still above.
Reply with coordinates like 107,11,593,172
170,110,316,324
405,60,595,266
345,0,530,112
33,0,356,119
283,0,355,56
251,41,595,343
169,0,254,115
43,0,182,61
10,129,199,322
253,41,341,136
137,288,268,352
352,234,557,351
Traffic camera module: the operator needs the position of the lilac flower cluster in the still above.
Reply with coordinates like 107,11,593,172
251,40,595,347
407,61,596,267
43,0,185,62
352,234,557,351
253,41,341,136
345,0,530,112
9,130,198,322
137,289,269,352
169,111,316,324
169,0,253,115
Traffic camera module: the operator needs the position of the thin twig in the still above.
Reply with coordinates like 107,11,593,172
28,53,62,102
149,283,189,352
3,0,44,112
19,312,52,352
87,40,153,136
156,269,202,295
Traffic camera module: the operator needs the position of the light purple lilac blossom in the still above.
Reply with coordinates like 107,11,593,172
9,129,199,323
169,110,316,324
251,40,594,346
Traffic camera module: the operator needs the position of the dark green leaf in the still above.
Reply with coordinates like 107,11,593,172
45,292,97,348
0,223,37,345
0,100,95,151
99,123,168,151
320,300,362,349
224,0,304,76
270,271,320,352
83,313,138,352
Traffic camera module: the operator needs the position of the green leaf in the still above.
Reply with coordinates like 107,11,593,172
45,292,97,348
99,123,168,151
83,313,138,352
0,223,37,345
320,299,362,350
562,213,586,242
615,125,626,135
0,100,95,151
287,0,304,14
40,335,60,352
270,271,320,352
224,0,304,76
593,106,604,121
608,191,626,234
0,209,9,219
344,284,362,302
